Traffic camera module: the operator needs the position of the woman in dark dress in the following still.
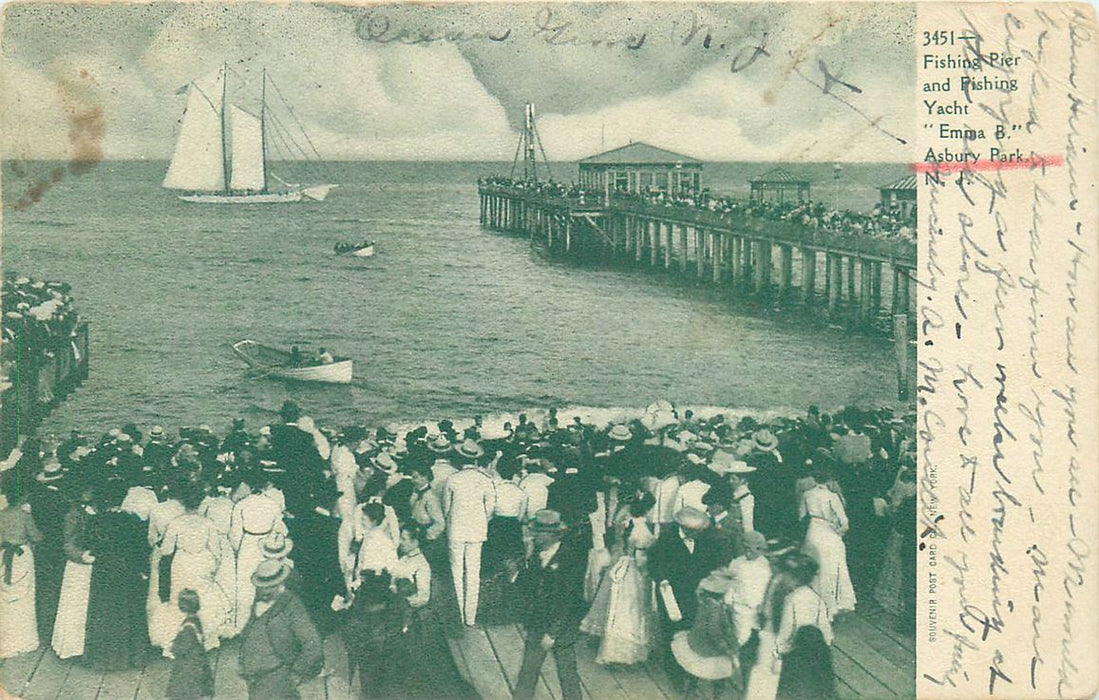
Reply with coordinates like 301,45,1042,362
83,481,153,671
776,626,839,700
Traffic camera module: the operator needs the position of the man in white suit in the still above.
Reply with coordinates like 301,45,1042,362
443,440,497,626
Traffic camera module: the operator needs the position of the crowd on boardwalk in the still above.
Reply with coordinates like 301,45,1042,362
478,176,917,243
1,273,82,386
0,400,916,699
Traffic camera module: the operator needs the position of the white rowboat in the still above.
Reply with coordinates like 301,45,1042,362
231,340,353,384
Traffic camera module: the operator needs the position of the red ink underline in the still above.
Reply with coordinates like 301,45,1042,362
911,155,1064,174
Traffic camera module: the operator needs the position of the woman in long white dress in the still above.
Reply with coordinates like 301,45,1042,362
149,482,230,652
0,485,44,658
228,474,286,634
200,479,239,637
52,488,96,660
799,469,856,619
580,493,657,666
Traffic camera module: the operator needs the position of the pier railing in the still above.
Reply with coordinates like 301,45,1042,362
478,184,916,266
0,321,90,456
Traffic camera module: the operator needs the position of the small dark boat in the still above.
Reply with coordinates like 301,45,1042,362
335,241,375,257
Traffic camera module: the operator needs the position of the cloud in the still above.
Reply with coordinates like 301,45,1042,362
537,56,912,163
1,2,914,162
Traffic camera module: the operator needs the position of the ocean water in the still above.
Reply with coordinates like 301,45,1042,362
3,160,904,434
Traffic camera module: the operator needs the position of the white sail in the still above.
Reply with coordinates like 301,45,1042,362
229,105,266,192
163,73,225,191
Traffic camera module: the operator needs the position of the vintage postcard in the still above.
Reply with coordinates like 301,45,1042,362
0,2,1095,699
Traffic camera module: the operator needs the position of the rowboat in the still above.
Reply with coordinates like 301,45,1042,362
231,340,353,384
335,241,375,257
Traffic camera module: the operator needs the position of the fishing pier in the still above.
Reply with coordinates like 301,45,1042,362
478,183,916,325
477,106,918,398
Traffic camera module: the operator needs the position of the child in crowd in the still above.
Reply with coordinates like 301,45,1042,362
167,589,214,700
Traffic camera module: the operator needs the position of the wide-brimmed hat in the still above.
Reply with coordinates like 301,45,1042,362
36,458,63,482
752,429,779,452
427,435,452,453
251,558,291,588
261,532,294,559
528,509,567,533
607,424,633,442
707,449,738,475
455,439,484,460
730,460,756,474
149,425,165,438
743,530,767,551
372,453,399,473
674,506,710,531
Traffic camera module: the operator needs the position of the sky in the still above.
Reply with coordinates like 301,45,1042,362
0,2,915,162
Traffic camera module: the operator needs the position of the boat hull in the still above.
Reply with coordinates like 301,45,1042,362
270,362,353,383
231,340,353,384
179,191,304,204
302,185,336,201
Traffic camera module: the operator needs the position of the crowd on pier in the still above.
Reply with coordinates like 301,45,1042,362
478,176,917,244
1,273,82,384
0,400,915,700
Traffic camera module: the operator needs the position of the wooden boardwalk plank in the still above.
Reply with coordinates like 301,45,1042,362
133,652,172,700
93,663,143,700
323,635,352,700
483,625,554,700
856,602,914,653
606,659,673,700
833,622,914,695
0,648,46,699
60,659,106,700
640,656,683,700
21,649,70,700
456,627,513,700
831,645,897,698
571,636,628,700
839,615,916,674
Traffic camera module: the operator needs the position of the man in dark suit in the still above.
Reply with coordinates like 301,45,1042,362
238,559,324,699
510,509,585,700
267,401,325,514
648,506,721,687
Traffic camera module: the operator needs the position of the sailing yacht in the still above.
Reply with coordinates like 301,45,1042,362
163,64,334,204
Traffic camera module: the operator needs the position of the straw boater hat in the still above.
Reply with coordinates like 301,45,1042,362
37,458,63,483
673,506,710,531
149,425,165,439
455,439,484,460
607,424,633,442
251,558,291,588
528,509,568,533
261,532,294,559
752,429,780,452
372,453,399,474
427,435,452,454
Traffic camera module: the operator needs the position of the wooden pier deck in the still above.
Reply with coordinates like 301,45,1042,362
478,184,918,339
0,602,913,699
